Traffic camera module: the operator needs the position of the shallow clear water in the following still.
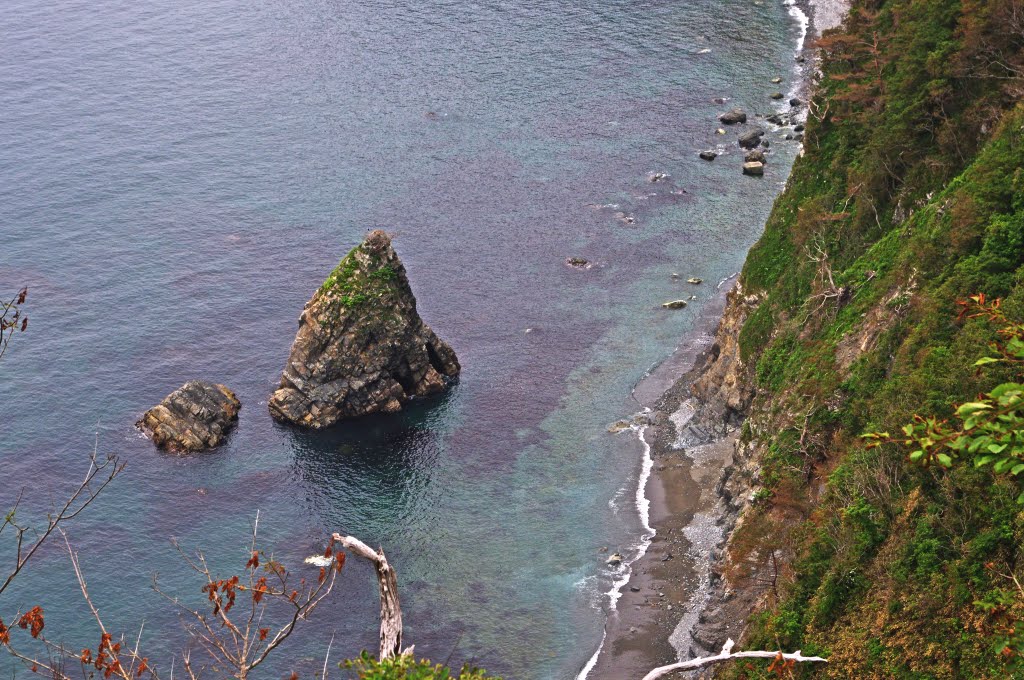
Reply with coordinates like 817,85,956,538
1,1,801,677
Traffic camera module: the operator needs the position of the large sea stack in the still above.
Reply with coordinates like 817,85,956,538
268,230,460,428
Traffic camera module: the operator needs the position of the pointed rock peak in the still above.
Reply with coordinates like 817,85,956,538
269,231,460,429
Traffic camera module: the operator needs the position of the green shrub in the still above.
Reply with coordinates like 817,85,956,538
343,652,498,680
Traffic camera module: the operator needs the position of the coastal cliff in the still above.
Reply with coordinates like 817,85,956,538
676,0,1024,676
269,230,459,428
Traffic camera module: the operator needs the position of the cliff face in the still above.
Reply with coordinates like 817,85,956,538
689,282,761,425
269,230,459,429
691,0,1024,676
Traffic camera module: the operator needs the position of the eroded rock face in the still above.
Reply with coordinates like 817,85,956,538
268,230,460,429
138,381,241,452
690,282,762,424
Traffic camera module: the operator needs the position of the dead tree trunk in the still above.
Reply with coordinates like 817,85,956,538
641,638,827,679
332,533,403,660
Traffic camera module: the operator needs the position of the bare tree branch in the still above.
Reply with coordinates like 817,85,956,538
641,638,828,679
331,533,403,661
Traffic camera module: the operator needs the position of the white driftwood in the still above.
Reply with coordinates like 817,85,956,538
333,532,403,660
641,638,827,680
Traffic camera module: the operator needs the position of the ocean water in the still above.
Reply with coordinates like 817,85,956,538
0,1,802,677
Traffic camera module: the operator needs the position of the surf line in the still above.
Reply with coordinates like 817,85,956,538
576,417,657,679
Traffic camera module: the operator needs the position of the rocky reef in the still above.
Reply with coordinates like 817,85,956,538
269,230,460,429
137,380,241,452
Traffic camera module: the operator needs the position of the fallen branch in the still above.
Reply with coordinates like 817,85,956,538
332,533,403,661
641,638,827,680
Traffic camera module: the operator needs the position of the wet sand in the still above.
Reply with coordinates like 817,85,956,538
587,283,738,679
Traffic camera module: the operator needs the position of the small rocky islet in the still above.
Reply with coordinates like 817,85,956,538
137,380,241,453
138,230,460,449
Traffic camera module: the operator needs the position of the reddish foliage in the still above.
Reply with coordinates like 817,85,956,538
767,651,796,676
253,576,268,604
202,575,240,616
17,606,44,638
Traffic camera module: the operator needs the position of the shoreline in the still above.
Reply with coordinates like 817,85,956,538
580,0,850,677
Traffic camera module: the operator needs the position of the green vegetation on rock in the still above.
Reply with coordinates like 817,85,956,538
712,0,1024,676
320,243,400,310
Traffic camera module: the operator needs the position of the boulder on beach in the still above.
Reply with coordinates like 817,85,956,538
718,108,747,125
790,97,804,107
766,113,787,126
743,161,765,176
137,381,241,452
738,129,765,149
268,230,460,429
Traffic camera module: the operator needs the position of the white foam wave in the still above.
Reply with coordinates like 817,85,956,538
576,414,656,679
783,0,811,124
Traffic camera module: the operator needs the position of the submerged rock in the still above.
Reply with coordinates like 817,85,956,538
566,257,591,269
608,420,632,434
743,161,765,176
662,299,689,309
718,108,747,125
738,129,766,149
745,149,767,163
687,277,703,284
699,150,718,161
138,381,240,452
268,230,460,429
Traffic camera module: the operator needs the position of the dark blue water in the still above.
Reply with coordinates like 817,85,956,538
1,1,802,677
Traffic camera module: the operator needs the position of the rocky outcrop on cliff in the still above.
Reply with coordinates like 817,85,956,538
137,381,241,452
690,282,761,424
269,230,460,429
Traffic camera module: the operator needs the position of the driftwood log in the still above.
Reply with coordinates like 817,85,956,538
333,533,403,660
641,638,827,679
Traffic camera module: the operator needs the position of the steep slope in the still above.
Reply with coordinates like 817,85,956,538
691,1,1024,676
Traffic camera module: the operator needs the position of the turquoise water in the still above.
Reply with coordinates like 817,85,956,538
0,1,801,677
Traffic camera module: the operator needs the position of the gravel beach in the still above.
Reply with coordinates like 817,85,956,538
583,2,851,678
